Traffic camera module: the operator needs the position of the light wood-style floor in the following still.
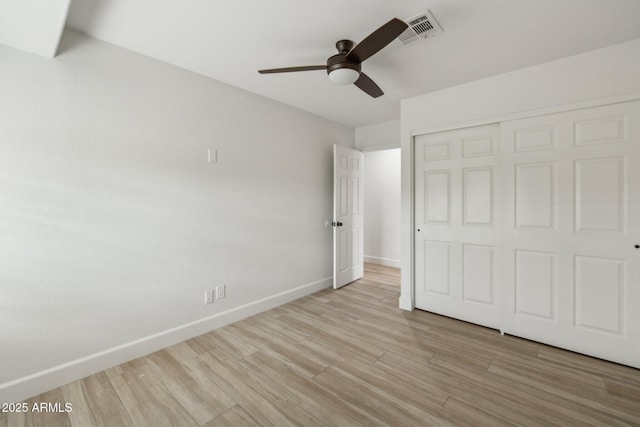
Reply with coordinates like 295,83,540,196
2,263,640,426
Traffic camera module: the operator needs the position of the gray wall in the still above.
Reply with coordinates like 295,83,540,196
0,30,354,400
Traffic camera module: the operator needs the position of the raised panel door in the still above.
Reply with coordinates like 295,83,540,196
414,124,501,329
334,145,364,289
500,100,640,368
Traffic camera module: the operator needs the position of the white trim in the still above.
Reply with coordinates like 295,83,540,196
0,276,332,403
359,143,401,152
364,255,401,268
399,295,413,311
399,126,415,312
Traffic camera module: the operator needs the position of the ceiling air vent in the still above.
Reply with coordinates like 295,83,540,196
398,11,443,45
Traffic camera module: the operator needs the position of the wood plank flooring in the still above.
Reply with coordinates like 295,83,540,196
2,263,640,426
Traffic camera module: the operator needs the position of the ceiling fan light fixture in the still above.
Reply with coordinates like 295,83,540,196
328,68,360,85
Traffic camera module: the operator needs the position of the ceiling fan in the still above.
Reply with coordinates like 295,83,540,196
258,18,409,98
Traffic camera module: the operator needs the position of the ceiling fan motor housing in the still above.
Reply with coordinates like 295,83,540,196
327,54,361,74
327,39,361,85
326,53,361,85
327,39,361,75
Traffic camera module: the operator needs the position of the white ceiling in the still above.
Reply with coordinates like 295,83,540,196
5,1,640,128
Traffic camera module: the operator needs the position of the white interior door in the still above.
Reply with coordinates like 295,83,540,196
500,100,640,368
333,145,364,289
414,124,501,329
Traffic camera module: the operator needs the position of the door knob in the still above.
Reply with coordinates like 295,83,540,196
635,244,640,249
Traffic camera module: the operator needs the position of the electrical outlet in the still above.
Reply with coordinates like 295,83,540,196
204,290,214,304
215,285,226,300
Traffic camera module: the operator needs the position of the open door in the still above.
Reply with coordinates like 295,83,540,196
333,144,364,289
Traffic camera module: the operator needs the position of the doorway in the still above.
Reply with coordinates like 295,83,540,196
363,148,401,268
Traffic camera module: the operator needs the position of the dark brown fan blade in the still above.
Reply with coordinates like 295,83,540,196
258,65,327,74
346,18,408,63
354,72,383,98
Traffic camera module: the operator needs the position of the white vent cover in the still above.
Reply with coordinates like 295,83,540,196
398,11,442,45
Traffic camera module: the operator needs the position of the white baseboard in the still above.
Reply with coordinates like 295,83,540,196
0,276,332,403
399,296,414,311
364,255,402,269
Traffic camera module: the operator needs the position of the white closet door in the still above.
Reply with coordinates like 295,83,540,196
500,101,640,368
414,124,501,329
